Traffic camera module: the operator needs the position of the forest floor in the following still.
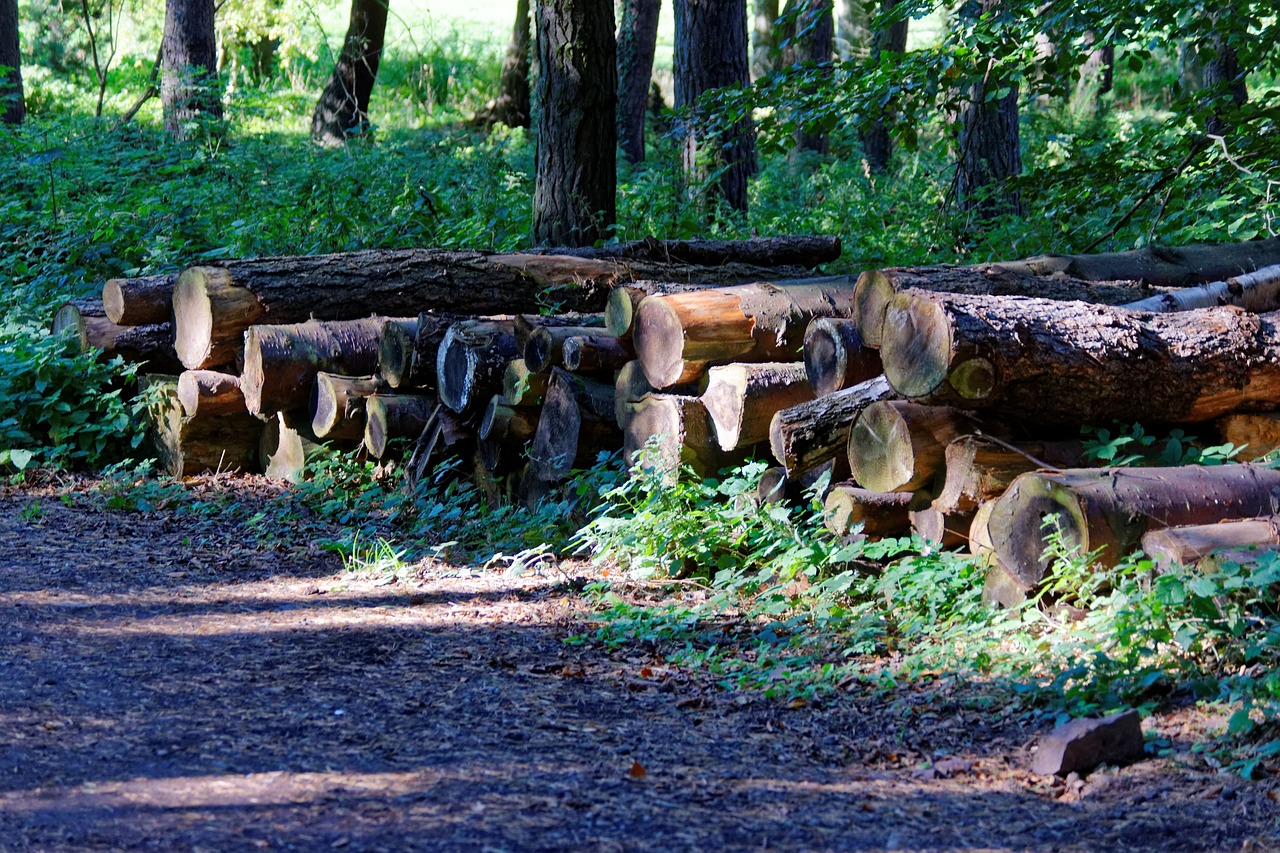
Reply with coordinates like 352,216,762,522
1,478,1277,852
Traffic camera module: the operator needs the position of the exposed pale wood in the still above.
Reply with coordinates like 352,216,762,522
53,298,182,373
529,369,619,483
803,317,883,396
1217,412,1280,460
880,291,1280,425
102,274,177,326
634,277,859,388
605,281,720,338
176,370,245,418
847,400,985,493
503,359,550,407
823,483,913,539
768,375,896,476
525,325,608,374
364,394,436,459
480,394,540,443
701,362,813,451
1008,237,1280,287
614,360,706,427
436,319,519,414
1123,264,1280,313
262,411,327,484
241,317,388,417
312,373,382,440
620,393,725,482
143,375,261,477
563,333,635,372
1142,517,1280,573
933,437,1086,514
909,504,974,549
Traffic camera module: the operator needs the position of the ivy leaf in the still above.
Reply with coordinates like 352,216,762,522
9,448,34,471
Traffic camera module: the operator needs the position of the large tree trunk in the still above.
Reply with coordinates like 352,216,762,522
476,0,531,129
781,0,834,154
768,373,894,475
954,0,1021,219
533,0,617,246
310,0,389,146
859,0,908,172
751,0,779,79
1202,15,1248,137
617,0,661,162
162,0,222,139
0,0,23,124
674,0,756,212
880,291,1280,425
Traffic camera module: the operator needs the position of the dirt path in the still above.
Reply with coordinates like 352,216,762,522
1,483,1276,852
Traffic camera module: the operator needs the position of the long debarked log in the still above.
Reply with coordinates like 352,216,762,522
880,293,1280,425
621,394,728,481
365,394,436,459
1122,264,1280,313
823,484,913,539
539,235,841,267
986,465,1280,594
701,362,813,451
847,400,987,493
634,278,860,388
1005,236,1280,287
529,369,619,482
173,251,788,370
933,436,1086,515
143,376,261,477
53,298,182,373
312,373,383,440
803,317,882,396
768,375,896,476
177,370,246,418
1141,517,1280,573
102,274,177,326
436,319,519,414
241,318,390,417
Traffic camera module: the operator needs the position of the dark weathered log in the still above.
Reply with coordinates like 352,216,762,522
365,394,436,459
378,312,467,390
621,393,724,482
701,362,813,451
757,466,790,505
529,368,619,482
986,465,1280,596
803,317,883,396
436,319,519,414
1122,264,1280,314
479,394,540,443
504,359,550,407
1006,237,1280,288
614,360,706,427
768,375,896,476
847,400,985,493
513,312,604,354
53,298,182,373
525,325,609,374
1218,412,1280,460
563,333,635,372
312,373,382,440
634,277,860,388
853,265,1164,348
177,369,245,418
403,403,478,489
1141,517,1280,574
143,375,261,477
933,437,1086,515
241,318,388,417
172,251,793,370
823,483,913,539
539,235,841,267
880,292,1280,425
102,274,177,326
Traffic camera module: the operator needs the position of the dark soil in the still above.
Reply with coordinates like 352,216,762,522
1,477,1276,852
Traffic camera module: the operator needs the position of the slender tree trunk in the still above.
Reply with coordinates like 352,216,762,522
860,0,908,172
752,0,780,79
954,0,1022,219
674,0,757,212
616,0,661,162
1202,16,1247,137
478,0,531,129
0,0,25,124
162,0,222,138
310,0,389,146
1070,35,1113,120
832,0,869,60
781,0,834,154
533,0,617,246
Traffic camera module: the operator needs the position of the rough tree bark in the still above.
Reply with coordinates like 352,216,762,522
954,0,1022,219
162,0,222,139
781,0,834,154
1202,14,1248,137
617,0,661,162
475,0,532,129
860,0,908,172
310,0,389,146
752,0,780,79
674,0,757,212
0,0,23,124
533,0,617,246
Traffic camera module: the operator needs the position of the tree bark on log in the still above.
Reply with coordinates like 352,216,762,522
102,274,177,326
525,324,610,374
53,299,182,373
378,312,465,390
1217,412,1280,460
823,483,912,539
365,394,435,459
504,359,550,407
803,317,882,396
240,317,388,417
1003,237,1280,288
769,374,895,475
701,362,813,451
1141,517,1280,574
311,373,382,440
933,436,1085,515
563,333,634,372
172,251,792,370
614,360,709,427
847,400,985,493
144,376,261,477
480,394,540,444
436,319,520,414
634,277,859,388
986,465,1280,595
1122,264,1280,314
529,368,619,482
549,235,842,268
880,292,1280,425
513,312,604,355
621,393,726,481
177,369,245,418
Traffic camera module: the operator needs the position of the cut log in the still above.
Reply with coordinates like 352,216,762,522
1141,517,1280,573
986,465,1280,594
143,375,261,477
880,292,1280,425
757,466,790,505
852,265,1165,348
701,362,813,451
403,403,479,489
1122,264,1280,313
614,360,707,427
847,400,985,493
769,375,896,476
909,504,974,549
436,319,519,414
1006,237,1280,288
823,484,913,539
634,278,859,388
53,298,182,373
171,250,789,370
504,359,550,407
562,333,635,372
970,500,997,561
803,317,883,396
605,281,723,338
1217,412,1280,460
933,437,1086,515
177,370,246,418
378,312,467,390
312,373,383,440
529,369,620,482
102,274,177,326
757,459,840,506
540,234,841,267
262,411,331,484
241,317,388,417
479,394,540,443
364,394,436,459
525,325,609,374
621,393,724,482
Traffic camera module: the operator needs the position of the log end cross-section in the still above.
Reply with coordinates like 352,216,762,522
174,266,268,370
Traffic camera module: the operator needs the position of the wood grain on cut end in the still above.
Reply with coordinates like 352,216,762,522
177,370,243,418
880,293,951,399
